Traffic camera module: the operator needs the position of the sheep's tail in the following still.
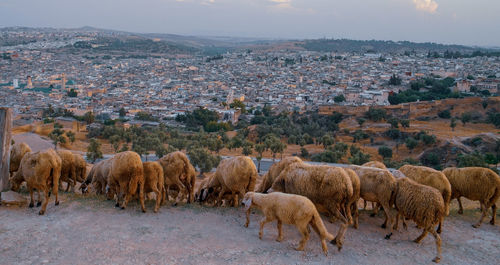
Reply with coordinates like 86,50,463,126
489,183,500,208
311,210,334,241
247,170,257,192
442,189,451,216
128,165,142,195
255,172,269,193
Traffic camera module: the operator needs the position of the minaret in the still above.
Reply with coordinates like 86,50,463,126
61,73,66,91
27,76,33,89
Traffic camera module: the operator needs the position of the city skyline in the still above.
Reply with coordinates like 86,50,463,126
1,0,499,47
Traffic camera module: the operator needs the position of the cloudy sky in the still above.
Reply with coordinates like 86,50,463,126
1,0,499,46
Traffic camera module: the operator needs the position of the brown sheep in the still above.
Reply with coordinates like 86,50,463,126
73,153,87,184
398,165,451,233
348,165,397,234
198,156,257,207
80,159,112,195
443,167,500,228
387,177,445,263
57,150,77,192
360,161,386,215
107,151,145,212
269,163,353,251
243,192,337,255
158,151,197,204
9,142,32,176
362,161,387,169
10,149,62,215
255,156,302,193
142,161,164,213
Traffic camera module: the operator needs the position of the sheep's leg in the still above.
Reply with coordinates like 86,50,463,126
53,179,59,206
330,206,348,251
351,203,359,229
429,228,442,263
217,186,228,207
164,184,170,202
457,197,464,214
393,212,400,231
153,186,161,213
37,190,42,207
382,203,395,240
232,191,238,207
39,188,49,215
29,189,35,208
138,181,146,213
381,207,389,228
65,180,70,192
437,219,443,234
490,204,497,225
363,199,367,210
259,216,274,240
71,167,77,192
309,218,329,255
370,202,380,217
276,220,283,242
245,208,251,228
414,229,429,243
473,201,488,228
296,223,310,252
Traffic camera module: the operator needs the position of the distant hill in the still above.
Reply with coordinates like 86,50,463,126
2,26,498,55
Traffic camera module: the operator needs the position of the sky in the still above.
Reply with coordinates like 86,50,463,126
0,0,499,47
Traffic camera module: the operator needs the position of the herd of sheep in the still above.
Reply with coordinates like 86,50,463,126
7,142,500,263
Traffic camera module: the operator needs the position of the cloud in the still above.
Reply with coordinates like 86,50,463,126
413,0,438,13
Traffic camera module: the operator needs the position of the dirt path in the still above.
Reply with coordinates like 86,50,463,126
1,194,499,265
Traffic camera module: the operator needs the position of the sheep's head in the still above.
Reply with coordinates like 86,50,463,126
196,187,214,203
242,192,254,211
269,176,285,193
9,172,23,192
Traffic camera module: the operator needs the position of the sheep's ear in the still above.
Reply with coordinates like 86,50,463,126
243,197,252,211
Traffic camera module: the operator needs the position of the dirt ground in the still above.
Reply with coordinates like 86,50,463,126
1,192,499,265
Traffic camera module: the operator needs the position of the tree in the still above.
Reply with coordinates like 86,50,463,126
365,107,387,122
254,143,266,173
109,135,121,153
119,143,129,152
388,117,399,128
357,117,366,128
438,109,451,119
400,119,410,129
155,145,168,159
348,151,371,165
420,152,441,168
83,111,95,124
300,147,309,158
389,74,402,86
67,89,78,97
405,137,418,153
66,131,76,144
119,107,127,117
229,99,246,113
321,135,334,149
242,144,253,156
188,147,221,177
87,138,103,163
378,146,393,159
461,112,472,126
457,152,488,168
48,124,66,150
450,117,457,131
334,94,346,103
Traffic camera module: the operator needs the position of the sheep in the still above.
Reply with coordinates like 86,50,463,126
348,165,397,234
269,163,353,250
106,151,145,212
398,165,451,233
158,151,197,204
9,142,32,177
198,156,257,207
360,161,386,215
255,156,302,193
343,168,361,229
442,167,500,228
242,192,337,255
57,150,77,192
80,159,112,195
9,149,62,215
387,177,445,263
362,161,387,169
142,161,164,213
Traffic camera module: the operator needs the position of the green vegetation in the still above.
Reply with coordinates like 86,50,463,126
388,77,462,105
87,138,103,163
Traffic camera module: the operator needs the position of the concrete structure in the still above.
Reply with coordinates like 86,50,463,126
0,107,12,192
